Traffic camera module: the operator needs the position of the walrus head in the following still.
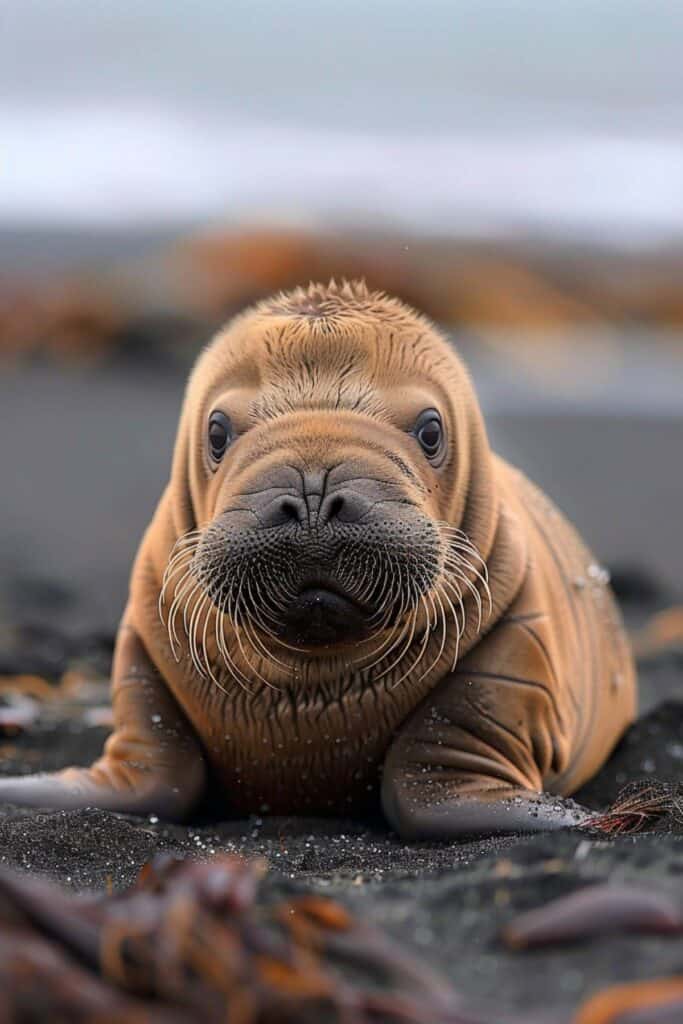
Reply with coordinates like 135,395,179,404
160,281,496,691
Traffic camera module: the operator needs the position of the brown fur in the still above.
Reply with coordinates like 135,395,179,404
0,282,636,835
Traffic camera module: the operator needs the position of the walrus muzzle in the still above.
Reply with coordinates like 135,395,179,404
191,459,441,650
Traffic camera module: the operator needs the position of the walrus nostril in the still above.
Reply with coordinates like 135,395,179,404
259,481,367,528
271,491,349,527
324,494,345,522
278,497,305,524
319,489,367,525
258,495,307,528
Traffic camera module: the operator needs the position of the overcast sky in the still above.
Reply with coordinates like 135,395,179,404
2,1,682,237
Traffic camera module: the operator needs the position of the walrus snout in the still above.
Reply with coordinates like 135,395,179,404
190,455,442,653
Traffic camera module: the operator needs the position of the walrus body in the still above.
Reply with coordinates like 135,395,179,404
0,283,636,836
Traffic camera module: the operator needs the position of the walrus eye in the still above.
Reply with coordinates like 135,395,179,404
414,409,444,462
208,411,232,463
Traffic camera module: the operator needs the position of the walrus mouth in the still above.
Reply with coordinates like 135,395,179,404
279,584,370,647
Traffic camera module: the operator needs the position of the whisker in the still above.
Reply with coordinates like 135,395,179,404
443,555,483,632
414,588,448,686
216,590,255,697
389,595,432,691
167,568,197,660
232,576,281,692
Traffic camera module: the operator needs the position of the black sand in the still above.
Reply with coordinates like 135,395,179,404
0,650,681,1017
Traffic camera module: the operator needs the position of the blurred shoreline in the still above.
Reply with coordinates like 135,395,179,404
4,225,683,373
4,106,683,246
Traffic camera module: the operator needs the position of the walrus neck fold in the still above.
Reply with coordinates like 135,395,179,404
448,406,529,659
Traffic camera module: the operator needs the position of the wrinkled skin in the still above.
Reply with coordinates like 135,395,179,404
0,282,637,836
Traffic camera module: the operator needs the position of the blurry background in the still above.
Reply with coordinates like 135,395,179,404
1,1,682,684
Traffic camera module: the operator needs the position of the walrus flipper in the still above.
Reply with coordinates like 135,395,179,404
382,775,587,839
382,615,590,838
382,738,589,838
0,613,206,820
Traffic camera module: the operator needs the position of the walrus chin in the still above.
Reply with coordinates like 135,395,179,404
278,584,371,647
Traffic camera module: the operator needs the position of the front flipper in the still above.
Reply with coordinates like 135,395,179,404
382,773,587,839
0,611,206,820
382,613,586,839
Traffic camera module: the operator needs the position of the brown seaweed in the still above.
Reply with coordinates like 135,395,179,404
502,883,683,950
582,780,683,836
0,853,542,1024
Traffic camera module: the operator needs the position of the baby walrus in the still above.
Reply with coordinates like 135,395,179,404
0,282,636,836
